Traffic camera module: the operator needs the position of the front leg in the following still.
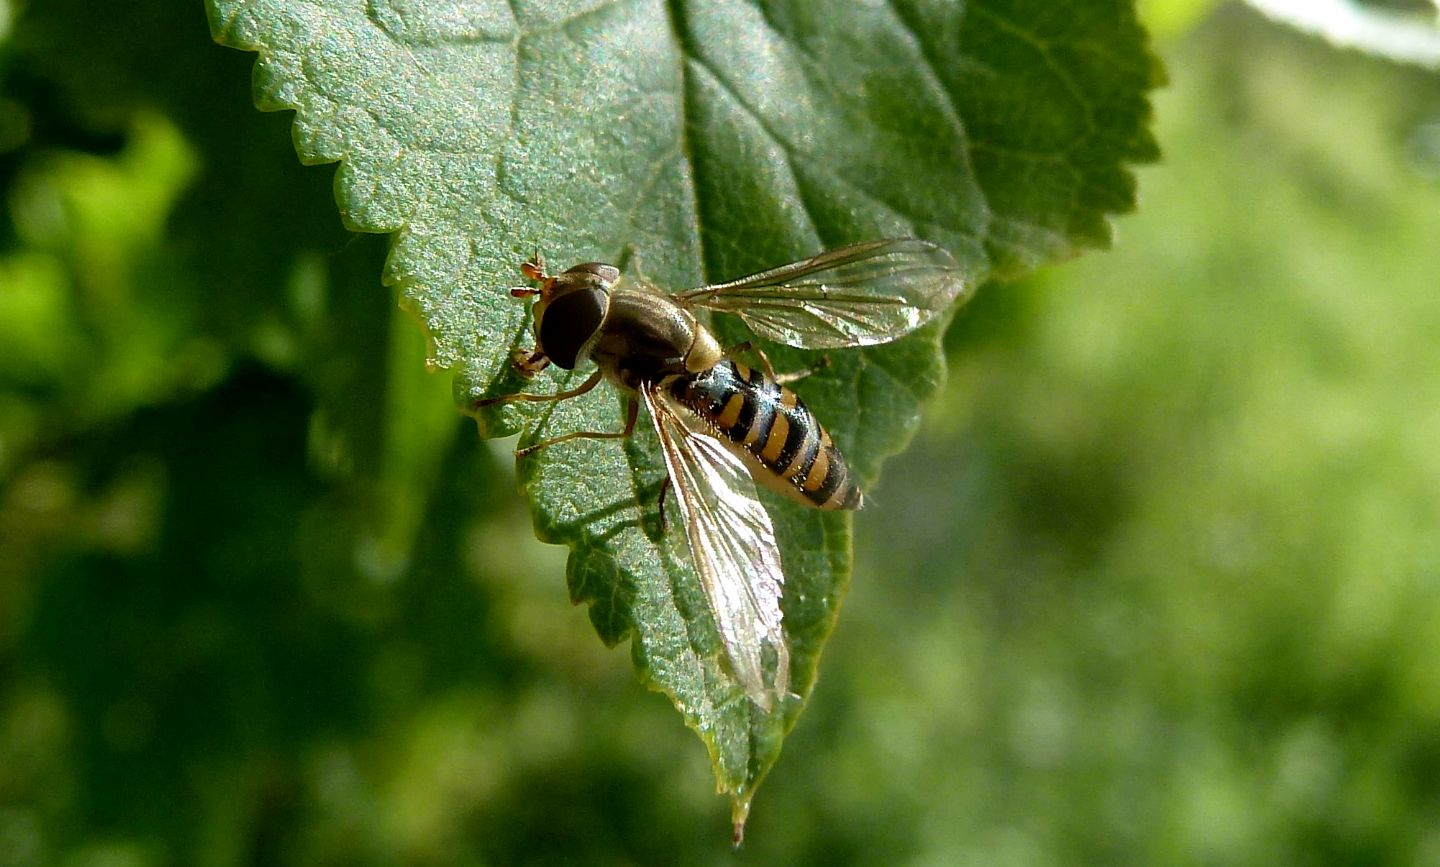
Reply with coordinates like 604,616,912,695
467,345,550,413
512,348,550,380
473,367,603,411
515,393,639,458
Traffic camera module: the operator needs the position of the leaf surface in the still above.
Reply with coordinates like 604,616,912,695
208,0,1160,828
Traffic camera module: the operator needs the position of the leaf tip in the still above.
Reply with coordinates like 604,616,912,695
731,796,752,848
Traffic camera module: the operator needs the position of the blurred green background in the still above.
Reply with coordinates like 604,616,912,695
4,2,1440,864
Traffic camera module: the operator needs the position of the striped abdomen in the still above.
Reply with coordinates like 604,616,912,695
664,360,862,510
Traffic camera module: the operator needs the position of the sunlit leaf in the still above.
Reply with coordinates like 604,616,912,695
208,0,1159,827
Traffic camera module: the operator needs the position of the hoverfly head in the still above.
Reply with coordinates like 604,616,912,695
530,261,620,370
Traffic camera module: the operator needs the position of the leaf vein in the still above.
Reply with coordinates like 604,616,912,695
969,3,1097,142
883,0,973,161
664,0,710,284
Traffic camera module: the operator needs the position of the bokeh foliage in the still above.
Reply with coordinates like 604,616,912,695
3,2,1440,866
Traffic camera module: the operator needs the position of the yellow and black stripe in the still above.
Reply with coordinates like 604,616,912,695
665,361,862,510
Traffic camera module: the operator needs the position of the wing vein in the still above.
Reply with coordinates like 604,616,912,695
642,384,790,709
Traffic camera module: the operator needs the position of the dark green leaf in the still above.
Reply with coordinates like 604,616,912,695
207,0,1159,826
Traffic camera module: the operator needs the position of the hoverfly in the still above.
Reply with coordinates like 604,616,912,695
476,238,969,710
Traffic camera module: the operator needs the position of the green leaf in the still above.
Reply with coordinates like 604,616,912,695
208,0,1159,831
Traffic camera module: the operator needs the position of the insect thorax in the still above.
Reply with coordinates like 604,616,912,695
587,288,714,388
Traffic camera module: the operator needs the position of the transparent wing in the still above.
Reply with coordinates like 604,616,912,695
676,238,970,349
641,384,789,710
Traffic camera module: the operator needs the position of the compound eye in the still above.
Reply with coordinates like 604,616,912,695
563,262,621,285
537,286,606,369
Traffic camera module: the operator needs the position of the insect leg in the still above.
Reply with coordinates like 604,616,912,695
515,391,639,458
472,366,600,411
723,341,778,381
724,341,830,384
656,475,673,534
520,250,549,282
775,354,831,385
511,349,551,379
616,243,655,288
